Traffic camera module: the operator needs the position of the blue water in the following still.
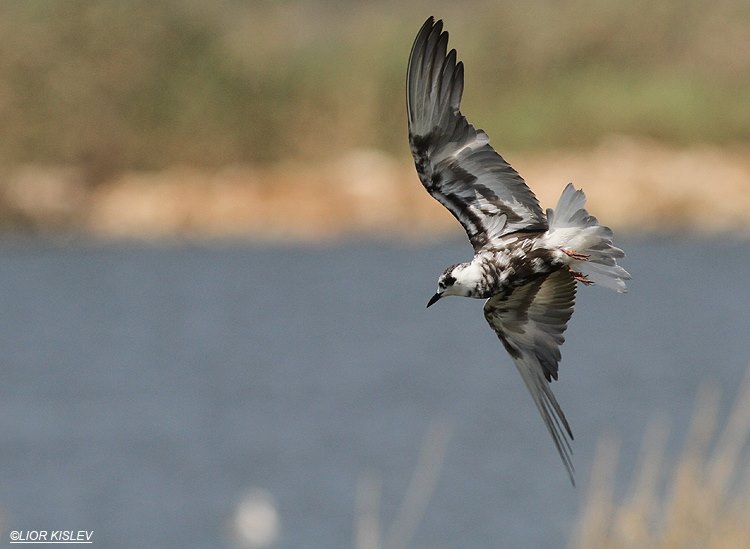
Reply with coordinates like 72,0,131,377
1,237,749,548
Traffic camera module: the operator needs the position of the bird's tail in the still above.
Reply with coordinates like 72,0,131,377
543,183,630,292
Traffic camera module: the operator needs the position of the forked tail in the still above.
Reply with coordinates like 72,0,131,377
544,183,631,292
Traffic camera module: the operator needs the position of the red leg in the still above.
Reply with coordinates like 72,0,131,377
563,248,590,261
569,269,594,285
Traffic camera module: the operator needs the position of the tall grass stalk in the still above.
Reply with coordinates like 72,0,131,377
572,366,750,548
354,420,452,549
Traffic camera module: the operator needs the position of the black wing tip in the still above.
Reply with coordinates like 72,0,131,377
421,15,440,30
417,16,446,50
414,17,442,47
409,16,444,84
408,15,461,133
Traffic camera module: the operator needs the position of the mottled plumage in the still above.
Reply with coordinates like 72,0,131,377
408,17,630,484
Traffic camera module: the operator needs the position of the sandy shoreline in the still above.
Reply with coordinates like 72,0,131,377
3,136,750,240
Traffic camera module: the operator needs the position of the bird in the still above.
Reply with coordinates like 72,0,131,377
407,16,630,484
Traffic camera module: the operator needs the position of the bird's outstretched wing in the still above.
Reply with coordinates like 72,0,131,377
483,269,577,483
407,17,548,251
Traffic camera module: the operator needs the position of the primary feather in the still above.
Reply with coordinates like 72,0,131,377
407,17,548,251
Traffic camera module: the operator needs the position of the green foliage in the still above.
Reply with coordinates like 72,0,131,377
1,0,749,181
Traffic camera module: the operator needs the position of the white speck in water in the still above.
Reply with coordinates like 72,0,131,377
231,488,280,548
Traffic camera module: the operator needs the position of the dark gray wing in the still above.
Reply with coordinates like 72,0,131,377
407,17,548,251
483,269,577,483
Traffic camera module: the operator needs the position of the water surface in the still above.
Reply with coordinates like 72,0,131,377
1,237,749,548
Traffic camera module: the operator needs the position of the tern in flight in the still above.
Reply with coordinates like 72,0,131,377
407,17,630,483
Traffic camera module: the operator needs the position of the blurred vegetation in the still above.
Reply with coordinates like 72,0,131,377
2,0,750,183
572,369,750,549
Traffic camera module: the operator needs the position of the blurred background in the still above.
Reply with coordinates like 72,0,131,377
2,1,750,548
3,0,750,237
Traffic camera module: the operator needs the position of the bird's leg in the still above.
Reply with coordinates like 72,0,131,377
563,248,589,261
569,268,593,285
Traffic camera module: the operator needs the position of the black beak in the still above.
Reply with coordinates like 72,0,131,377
426,292,442,308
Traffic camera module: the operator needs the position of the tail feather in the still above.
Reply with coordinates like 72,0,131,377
544,183,630,293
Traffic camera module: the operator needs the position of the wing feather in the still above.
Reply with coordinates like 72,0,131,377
407,17,548,251
483,269,577,484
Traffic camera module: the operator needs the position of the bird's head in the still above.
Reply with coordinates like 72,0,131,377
427,262,476,307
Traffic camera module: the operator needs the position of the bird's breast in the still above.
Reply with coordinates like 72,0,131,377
478,242,558,297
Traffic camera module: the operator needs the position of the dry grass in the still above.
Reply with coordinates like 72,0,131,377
350,368,750,549
4,137,749,238
571,366,750,548
354,420,452,549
